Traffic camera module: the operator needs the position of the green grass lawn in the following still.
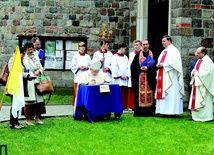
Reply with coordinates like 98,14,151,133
0,113,214,155
1,88,214,154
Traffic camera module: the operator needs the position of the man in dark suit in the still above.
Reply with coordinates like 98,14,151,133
188,51,199,78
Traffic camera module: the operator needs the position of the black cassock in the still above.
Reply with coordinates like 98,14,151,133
131,51,157,117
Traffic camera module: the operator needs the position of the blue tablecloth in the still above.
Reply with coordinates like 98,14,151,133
74,84,123,122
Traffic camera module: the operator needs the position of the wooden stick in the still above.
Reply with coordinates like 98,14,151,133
102,40,105,71
0,87,7,110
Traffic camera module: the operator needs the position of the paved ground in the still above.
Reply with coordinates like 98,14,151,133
0,105,73,122
0,105,132,122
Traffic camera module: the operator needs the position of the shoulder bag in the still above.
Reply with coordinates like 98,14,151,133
0,63,9,86
35,75,54,94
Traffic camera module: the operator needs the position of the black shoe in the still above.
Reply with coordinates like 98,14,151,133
10,124,25,129
83,115,88,121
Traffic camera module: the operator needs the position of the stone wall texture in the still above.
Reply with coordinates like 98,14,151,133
171,0,214,106
0,0,132,89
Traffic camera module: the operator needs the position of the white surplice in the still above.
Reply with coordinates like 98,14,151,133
71,52,91,83
111,53,129,86
155,44,184,115
93,50,113,78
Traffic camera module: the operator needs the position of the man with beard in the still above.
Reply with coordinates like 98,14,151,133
131,39,156,116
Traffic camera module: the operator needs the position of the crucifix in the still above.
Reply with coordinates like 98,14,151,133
96,23,113,71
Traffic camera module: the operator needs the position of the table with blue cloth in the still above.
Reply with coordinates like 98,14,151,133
74,84,123,123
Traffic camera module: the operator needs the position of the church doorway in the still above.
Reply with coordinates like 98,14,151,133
148,0,169,60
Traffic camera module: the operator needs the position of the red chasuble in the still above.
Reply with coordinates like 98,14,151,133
156,50,167,99
190,60,202,110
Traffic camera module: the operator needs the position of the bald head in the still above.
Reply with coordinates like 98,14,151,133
196,46,207,59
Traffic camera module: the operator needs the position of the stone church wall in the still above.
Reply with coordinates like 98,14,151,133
170,0,214,106
0,0,132,89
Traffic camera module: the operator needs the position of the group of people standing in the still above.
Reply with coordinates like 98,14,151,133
130,36,184,117
9,37,46,129
71,35,214,123
9,34,213,129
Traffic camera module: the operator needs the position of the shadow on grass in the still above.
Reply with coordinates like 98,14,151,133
53,87,74,95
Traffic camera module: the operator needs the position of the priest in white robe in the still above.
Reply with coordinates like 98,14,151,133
155,35,184,115
71,42,91,105
77,59,112,85
188,47,214,122
74,59,112,120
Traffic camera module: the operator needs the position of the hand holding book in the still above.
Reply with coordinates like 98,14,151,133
141,55,155,68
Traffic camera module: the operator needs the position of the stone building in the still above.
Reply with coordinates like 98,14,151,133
0,0,213,106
